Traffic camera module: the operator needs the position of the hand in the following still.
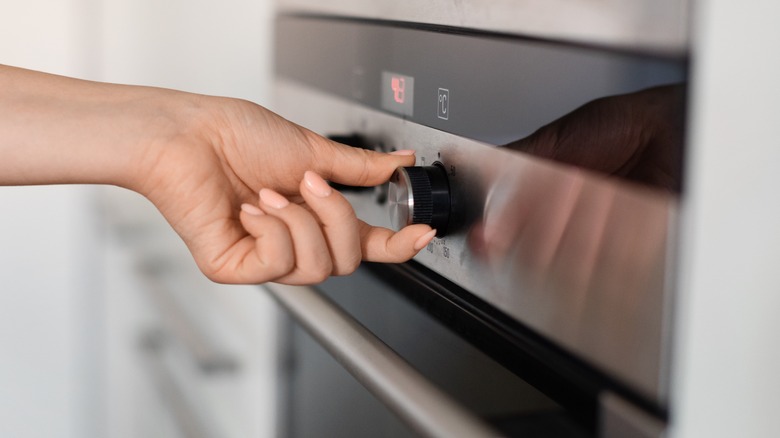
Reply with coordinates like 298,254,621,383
0,65,434,285
136,97,435,284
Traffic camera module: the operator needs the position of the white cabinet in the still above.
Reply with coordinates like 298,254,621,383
99,188,279,438
0,1,277,437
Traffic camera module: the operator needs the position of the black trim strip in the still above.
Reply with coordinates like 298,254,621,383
364,261,668,430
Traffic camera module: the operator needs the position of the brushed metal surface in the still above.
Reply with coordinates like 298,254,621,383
263,283,501,438
275,0,689,55
274,79,676,403
388,167,414,230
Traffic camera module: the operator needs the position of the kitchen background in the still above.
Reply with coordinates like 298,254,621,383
0,1,278,437
1,1,779,438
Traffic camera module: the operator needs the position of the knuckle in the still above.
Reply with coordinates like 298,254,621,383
317,266,333,283
336,256,361,276
203,267,228,284
305,271,328,284
310,260,333,283
199,258,234,284
354,149,375,186
267,254,295,279
329,204,357,225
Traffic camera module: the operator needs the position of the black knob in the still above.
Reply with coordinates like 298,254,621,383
389,164,451,236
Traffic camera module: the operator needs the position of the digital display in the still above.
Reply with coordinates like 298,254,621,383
381,71,414,116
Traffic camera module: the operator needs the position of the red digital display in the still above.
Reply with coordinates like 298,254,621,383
391,76,406,104
381,71,414,116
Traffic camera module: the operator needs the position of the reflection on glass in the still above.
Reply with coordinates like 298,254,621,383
464,86,686,387
504,84,686,193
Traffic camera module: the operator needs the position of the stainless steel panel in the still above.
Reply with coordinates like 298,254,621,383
600,392,665,438
274,79,676,403
264,282,501,438
275,0,689,55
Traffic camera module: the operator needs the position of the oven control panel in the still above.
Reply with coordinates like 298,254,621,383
275,14,686,406
276,84,675,404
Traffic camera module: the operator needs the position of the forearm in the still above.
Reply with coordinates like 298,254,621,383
0,65,203,191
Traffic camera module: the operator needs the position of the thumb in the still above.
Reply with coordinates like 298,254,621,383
314,137,416,187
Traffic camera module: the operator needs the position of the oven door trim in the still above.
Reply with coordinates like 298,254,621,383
263,281,500,438
364,261,669,427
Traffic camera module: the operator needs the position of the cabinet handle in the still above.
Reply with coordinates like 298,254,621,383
264,283,501,438
139,330,216,438
139,264,239,374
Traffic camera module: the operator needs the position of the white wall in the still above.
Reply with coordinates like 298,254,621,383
0,1,275,437
0,186,101,438
96,3,279,436
99,0,273,103
98,1,279,437
0,1,103,437
0,1,96,77
671,0,780,436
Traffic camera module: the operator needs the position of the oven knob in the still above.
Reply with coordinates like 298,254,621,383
389,164,450,236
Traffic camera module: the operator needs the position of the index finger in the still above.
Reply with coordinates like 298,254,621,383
310,133,416,187
358,221,436,263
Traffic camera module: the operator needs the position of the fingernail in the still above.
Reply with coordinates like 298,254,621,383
390,149,416,156
303,170,332,198
241,203,265,216
259,188,290,209
414,229,437,251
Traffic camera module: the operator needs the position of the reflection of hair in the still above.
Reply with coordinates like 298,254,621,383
504,84,685,192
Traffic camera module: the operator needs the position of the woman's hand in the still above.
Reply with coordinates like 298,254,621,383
139,97,435,284
0,65,435,284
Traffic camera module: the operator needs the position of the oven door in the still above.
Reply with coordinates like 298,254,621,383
266,260,667,438
266,265,594,437
271,12,686,438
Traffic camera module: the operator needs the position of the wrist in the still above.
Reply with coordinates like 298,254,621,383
124,90,216,197
0,66,215,191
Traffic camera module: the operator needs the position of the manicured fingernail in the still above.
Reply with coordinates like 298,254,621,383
414,229,437,251
390,149,416,156
303,170,332,198
241,203,265,216
259,188,289,209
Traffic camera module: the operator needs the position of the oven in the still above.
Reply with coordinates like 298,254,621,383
269,3,688,437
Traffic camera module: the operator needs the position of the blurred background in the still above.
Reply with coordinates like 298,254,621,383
0,1,279,437
2,1,780,438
